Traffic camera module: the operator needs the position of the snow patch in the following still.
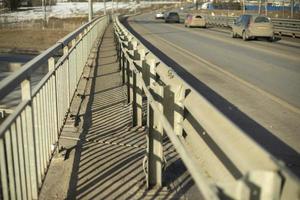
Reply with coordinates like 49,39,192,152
0,1,179,23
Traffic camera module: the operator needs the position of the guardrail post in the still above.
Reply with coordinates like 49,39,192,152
127,40,137,104
149,59,156,86
132,46,144,127
117,41,121,71
132,70,138,126
137,49,146,126
126,59,131,104
147,82,164,188
174,84,185,136
121,48,125,85
21,78,38,199
120,37,128,85
132,68,143,126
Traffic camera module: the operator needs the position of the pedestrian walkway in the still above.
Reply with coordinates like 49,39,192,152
39,25,198,200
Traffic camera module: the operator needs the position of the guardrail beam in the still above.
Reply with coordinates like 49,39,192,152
113,15,300,199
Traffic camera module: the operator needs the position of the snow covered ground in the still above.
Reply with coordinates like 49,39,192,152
0,1,179,23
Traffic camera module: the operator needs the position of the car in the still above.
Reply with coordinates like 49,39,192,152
184,14,206,28
165,12,180,23
155,12,164,19
231,14,275,41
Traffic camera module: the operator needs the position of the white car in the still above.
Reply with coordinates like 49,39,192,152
155,12,164,19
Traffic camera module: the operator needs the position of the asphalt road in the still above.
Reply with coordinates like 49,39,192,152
125,13,300,176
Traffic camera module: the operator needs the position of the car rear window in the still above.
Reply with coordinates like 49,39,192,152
195,15,202,18
169,13,179,16
255,16,270,23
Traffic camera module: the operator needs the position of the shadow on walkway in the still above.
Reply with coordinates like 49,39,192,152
66,25,199,200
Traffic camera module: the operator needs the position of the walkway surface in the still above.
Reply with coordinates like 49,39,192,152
39,25,199,200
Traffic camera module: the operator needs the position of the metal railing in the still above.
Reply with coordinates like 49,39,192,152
204,15,300,37
0,15,109,199
114,16,300,200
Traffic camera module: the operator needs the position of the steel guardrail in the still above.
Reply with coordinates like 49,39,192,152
113,15,300,200
0,15,109,199
204,15,300,37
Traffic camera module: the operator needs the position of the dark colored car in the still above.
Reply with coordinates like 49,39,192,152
231,14,275,41
165,12,180,23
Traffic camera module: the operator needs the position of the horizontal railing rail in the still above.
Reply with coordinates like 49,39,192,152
203,15,300,37
0,15,109,200
114,15,300,200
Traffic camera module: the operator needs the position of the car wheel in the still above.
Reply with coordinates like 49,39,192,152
242,31,248,41
268,36,275,42
231,31,236,38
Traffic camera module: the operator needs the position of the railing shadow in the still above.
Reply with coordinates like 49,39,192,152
65,25,198,199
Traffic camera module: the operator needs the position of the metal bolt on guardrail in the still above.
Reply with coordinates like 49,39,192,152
113,15,300,200
0,16,109,199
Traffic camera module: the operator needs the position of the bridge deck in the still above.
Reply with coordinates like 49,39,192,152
39,25,198,199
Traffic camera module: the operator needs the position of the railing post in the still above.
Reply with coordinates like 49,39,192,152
79,33,83,72
118,40,122,71
147,81,164,188
126,59,131,104
135,49,146,127
121,49,125,85
128,40,137,104
174,84,186,136
48,57,59,153
132,45,144,127
132,70,138,126
64,46,70,107
21,78,38,199
121,37,127,85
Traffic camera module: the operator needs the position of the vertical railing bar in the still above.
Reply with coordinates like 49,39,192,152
63,46,70,110
21,78,38,199
79,34,83,72
21,111,32,200
50,74,55,148
16,116,27,200
32,97,42,187
0,137,9,200
44,81,51,159
41,87,48,169
48,58,55,150
5,129,16,200
56,68,62,129
36,92,45,179
11,122,22,199
39,89,47,173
